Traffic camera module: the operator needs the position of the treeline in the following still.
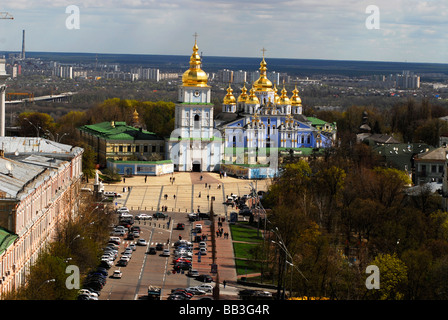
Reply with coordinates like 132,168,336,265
261,140,448,300
15,98,177,179
306,98,448,147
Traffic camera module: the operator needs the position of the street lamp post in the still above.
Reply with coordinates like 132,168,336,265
23,117,41,137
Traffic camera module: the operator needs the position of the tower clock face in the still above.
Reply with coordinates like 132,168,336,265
194,90,200,97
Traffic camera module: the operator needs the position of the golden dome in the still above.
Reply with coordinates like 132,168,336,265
278,85,291,105
253,57,273,92
245,87,260,105
237,83,248,102
182,40,209,87
290,86,302,106
223,84,236,105
273,83,280,104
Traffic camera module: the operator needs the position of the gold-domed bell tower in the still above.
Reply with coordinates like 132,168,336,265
170,34,220,173
178,34,211,104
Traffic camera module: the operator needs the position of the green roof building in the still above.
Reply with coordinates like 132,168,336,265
78,119,165,167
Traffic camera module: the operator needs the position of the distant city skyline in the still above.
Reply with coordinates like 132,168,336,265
1,0,447,64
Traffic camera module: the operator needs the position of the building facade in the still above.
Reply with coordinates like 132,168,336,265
167,39,336,173
166,38,222,172
0,137,83,297
78,113,165,167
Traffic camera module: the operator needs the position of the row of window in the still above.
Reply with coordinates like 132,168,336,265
108,144,164,153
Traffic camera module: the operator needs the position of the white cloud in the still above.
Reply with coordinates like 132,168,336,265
1,0,447,63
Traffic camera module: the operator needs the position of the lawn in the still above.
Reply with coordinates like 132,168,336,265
230,222,264,276
229,222,264,243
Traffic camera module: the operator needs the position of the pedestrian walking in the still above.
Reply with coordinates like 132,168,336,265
198,192,201,198
223,280,227,288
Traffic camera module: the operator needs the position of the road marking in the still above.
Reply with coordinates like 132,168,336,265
133,227,154,300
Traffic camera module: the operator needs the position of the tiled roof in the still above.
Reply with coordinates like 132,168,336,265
78,121,161,141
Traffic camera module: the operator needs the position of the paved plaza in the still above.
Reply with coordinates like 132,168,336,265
84,171,271,297
91,171,270,218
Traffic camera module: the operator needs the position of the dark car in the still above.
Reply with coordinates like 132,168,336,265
153,212,168,218
176,223,185,230
195,274,213,283
117,259,128,266
126,233,135,240
147,247,156,255
131,226,141,232
155,243,164,251
174,261,192,270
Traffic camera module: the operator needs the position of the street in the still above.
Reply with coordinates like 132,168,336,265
92,172,269,300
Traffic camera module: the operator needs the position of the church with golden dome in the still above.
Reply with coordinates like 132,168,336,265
167,37,337,175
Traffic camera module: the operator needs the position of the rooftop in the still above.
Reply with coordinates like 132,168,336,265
78,121,162,141
0,137,82,201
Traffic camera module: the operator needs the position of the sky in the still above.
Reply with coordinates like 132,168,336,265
0,0,447,63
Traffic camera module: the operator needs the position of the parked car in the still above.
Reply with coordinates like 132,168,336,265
187,269,199,277
195,284,213,293
195,274,213,283
199,247,207,255
117,207,130,214
137,239,147,246
153,212,168,218
104,191,122,198
112,269,122,278
174,261,191,270
176,223,185,230
117,259,128,266
136,213,151,220
186,287,206,295
126,233,135,240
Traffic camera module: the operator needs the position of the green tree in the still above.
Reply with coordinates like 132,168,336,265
366,253,408,300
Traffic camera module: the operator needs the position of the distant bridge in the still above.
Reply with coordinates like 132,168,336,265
6,92,77,104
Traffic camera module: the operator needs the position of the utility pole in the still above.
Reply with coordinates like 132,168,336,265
0,12,13,137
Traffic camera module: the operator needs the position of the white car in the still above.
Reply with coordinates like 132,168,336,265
196,284,213,293
199,241,207,248
199,247,207,255
112,229,125,236
120,255,130,262
136,213,151,220
104,191,122,197
161,249,170,256
117,207,129,214
137,239,147,246
78,289,99,298
124,247,133,254
112,270,122,278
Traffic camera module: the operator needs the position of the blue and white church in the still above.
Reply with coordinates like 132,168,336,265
167,39,337,174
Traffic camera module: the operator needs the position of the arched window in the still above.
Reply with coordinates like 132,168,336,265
194,114,200,129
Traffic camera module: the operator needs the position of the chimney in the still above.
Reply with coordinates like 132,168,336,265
21,30,25,59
